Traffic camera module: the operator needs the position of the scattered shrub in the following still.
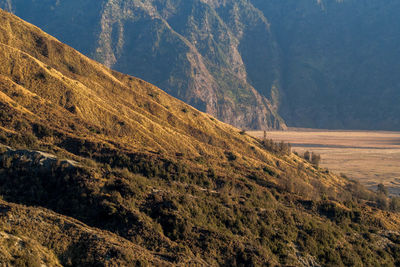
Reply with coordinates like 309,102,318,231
376,193,389,210
35,72,46,80
304,151,311,161
311,153,321,167
390,197,400,212
377,183,388,196
225,151,237,161
67,65,78,74
33,124,53,138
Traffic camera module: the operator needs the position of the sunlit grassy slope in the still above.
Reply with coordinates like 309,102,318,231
0,9,399,266
0,8,335,188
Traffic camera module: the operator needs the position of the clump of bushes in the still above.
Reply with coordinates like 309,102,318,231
259,131,291,155
303,151,321,167
0,131,38,149
374,183,400,212
346,180,375,201
261,139,291,155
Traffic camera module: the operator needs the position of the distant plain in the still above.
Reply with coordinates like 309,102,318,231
248,129,400,196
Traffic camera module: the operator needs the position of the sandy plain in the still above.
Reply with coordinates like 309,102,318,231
248,129,400,196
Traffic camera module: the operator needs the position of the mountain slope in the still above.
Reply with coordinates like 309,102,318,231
0,9,399,266
0,0,286,130
3,0,400,130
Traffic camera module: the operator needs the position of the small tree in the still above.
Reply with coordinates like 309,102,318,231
303,151,311,162
311,153,321,167
390,197,400,212
377,183,388,196
376,193,389,210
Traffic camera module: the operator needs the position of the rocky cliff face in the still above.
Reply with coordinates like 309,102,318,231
3,0,400,130
92,0,287,129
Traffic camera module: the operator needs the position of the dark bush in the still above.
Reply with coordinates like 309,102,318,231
390,197,400,212
33,123,53,138
225,151,237,161
376,193,389,210
377,183,388,196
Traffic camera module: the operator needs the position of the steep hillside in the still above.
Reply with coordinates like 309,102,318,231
3,0,400,130
0,9,399,266
0,0,285,130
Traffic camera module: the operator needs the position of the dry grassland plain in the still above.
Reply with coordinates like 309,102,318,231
248,129,400,196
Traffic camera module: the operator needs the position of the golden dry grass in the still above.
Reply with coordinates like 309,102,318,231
0,8,271,163
248,129,400,195
0,200,171,266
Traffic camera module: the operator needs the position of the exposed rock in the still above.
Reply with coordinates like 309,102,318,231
0,144,79,171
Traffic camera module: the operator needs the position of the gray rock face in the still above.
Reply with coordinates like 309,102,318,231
0,144,78,172
91,0,286,130
2,0,400,130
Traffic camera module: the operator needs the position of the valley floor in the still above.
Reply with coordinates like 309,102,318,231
248,129,400,196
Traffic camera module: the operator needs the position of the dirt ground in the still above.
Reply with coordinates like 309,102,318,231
248,129,400,196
